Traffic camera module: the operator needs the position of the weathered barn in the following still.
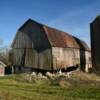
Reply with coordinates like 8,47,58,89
90,15,100,73
0,61,6,76
11,19,91,73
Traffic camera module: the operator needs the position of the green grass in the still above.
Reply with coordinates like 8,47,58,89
0,73,100,100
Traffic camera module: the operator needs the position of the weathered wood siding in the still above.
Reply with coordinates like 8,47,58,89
80,50,92,72
52,47,80,70
85,51,92,72
12,31,32,48
25,49,52,70
12,21,52,71
38,49,52,70
12,48,52,70
12,21,50,49
12,49,25,66
24,49,38,68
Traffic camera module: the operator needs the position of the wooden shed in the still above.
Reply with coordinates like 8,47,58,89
11,19,91,73
0,61,6,76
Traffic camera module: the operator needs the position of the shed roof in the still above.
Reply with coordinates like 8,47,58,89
73,37,90,51
0,61,6,67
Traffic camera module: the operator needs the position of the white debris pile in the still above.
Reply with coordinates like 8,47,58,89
45,70,73,79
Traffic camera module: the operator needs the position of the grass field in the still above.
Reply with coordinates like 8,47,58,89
0,72,100,100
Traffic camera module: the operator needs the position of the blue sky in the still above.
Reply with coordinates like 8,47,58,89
0,0,100,48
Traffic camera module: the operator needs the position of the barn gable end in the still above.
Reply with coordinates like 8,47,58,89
11,19,52,71
12,19,51,50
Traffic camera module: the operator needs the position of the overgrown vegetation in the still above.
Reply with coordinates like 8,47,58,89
0,71,100,100
0,47,12,66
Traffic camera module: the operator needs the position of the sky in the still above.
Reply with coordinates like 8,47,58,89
0,0,100,48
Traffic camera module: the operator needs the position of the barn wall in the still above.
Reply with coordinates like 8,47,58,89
12,48,52,71
85,51,92,72
38,49,52,70
12,31,33,48
12,49,25,66
80,50,92,72
25,48,52,70
24,49,38,68
52,47,80,70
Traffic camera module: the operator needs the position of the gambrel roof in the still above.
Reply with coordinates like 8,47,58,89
12,19,90,51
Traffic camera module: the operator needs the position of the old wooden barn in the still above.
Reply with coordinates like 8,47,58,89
11,19,91,73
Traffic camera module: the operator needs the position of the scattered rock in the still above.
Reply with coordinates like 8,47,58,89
46,72,54,79
37,73,43,77
31,72,36,76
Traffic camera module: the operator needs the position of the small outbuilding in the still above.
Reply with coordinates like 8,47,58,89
11,19,91,73
0,61,6,76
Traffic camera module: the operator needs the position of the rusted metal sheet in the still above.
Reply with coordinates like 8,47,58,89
43,25,80,48
12,19,89,51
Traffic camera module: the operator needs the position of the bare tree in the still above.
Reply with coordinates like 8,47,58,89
0,47,12,66
0,38,12,66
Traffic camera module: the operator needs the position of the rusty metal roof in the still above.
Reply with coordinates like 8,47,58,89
43,25,80,48
80,40,90,51
73,37,90,51
13,19,90,50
